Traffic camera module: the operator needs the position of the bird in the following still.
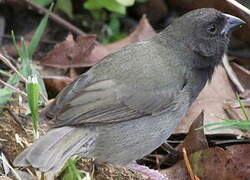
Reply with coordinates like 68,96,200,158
14,8,244,174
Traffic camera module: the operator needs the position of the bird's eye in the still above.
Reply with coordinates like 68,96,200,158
207,24,217,34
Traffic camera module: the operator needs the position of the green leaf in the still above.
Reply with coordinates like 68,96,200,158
27,76,40,134
56,0,73,18
136,0,148,2
84,0,126,14
62,157,85,180
236,94,249,121
109,13,121,35
102,0,126,14
90,9,106,20
115,0,135,6
84,0,103,10
0,88,14,106
32,0,52,6
32,66,48,101
0,73,20,106
209,125,240,131
19,39,32,76
101,13,127,43
28,4,52,58
0,5,50,109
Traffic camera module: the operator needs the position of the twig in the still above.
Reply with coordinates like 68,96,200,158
0,53,48,103
182,148,197,180
0,153,22,180
226,0,250,16
222,55,245,93
0,53,28,83
24,0,87,36
0,105,26,110
0,69,11,77
0,78,27,96
6,108,23,127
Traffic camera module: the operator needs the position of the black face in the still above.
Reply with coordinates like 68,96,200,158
192,10,229,65
173,8,244,68
158,8,244,69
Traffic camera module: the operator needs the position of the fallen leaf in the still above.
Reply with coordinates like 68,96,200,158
164,146,250,180
176,111,209,156
231,62,250,90
176,65,242,135
39,34,97,68
232,97,250,108
226,144,250,164
39,16,155,69
89,15,156,63
160,112,208,168
223,101,243,120
224,144,250,179
43,76,73,94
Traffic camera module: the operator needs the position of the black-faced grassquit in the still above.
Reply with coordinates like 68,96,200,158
14,8,244,173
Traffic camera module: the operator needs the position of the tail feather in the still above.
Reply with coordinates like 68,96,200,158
14,126,97,173
25,127,74,169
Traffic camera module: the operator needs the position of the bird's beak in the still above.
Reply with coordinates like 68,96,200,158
221,13,245,34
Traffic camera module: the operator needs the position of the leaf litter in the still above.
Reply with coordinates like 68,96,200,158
2,0,250,179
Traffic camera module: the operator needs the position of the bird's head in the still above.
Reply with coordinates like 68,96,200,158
160,8,245,68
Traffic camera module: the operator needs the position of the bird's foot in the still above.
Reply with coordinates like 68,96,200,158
127,163,166,180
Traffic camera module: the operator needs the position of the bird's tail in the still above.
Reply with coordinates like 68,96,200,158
13,126,96,173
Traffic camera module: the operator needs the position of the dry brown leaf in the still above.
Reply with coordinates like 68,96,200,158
39,34,97,68
39,16,155,69
43,76,73,94
89,15,156,63
176,111,209,156
176,65,242,135
223,144,250,179
164,146,250,180
231,62,250,89
226,144,250,165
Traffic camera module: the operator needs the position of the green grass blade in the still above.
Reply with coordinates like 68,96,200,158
28,4,53,58
209,125,240,131
0,73,20,106
11,31,22,57
32,66,48,101
27,76,40,137
62,157,85,180
236,94,250,121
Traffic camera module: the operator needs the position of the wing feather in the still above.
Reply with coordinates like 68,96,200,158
41,42,186,127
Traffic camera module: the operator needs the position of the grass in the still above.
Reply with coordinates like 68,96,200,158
61,156,90,180
8,4,52,138
200,94,250,131
0,4,87,179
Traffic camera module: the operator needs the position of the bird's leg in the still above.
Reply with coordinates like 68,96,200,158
127,162,166,180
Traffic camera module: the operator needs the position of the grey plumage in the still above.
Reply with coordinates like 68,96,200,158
14,8,244,173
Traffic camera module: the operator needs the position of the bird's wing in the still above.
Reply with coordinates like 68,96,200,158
41,42,187,127
42,70,186,127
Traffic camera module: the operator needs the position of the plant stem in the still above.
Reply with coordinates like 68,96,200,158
24,0,89,37
0,53,48,103
0,53,28,83
0,78,27,96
